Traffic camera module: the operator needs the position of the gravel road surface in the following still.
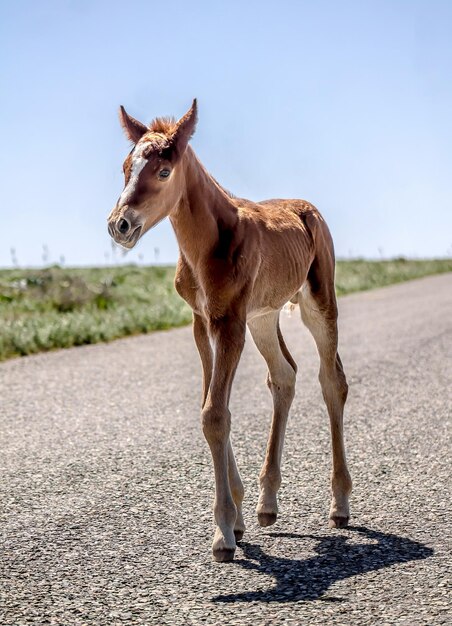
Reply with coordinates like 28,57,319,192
1,274,451,625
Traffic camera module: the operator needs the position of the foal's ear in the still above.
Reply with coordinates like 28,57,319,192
171,99,198,156
118,106,148,144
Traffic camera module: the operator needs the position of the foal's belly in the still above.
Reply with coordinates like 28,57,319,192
246,305,278,322
246,274,306,321
248,262,308,317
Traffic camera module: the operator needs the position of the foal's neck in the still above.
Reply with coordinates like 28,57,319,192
170,147,237,267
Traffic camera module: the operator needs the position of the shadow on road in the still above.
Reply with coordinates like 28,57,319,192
212,526,433,603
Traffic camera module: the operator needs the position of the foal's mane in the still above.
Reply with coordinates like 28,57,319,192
210,175,236,200
149,116,178,135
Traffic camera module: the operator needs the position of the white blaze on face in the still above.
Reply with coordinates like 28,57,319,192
118,142,149,208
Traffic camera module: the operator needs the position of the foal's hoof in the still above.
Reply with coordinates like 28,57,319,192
234,529,244,542
213,547,235,562
329,515,349,529
258,512,277,527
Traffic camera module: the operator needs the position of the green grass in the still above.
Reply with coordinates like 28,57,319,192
335,258,452,296
0,265,191,361
0,259,451,361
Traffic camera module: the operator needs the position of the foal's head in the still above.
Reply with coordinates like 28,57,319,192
108,100,197,248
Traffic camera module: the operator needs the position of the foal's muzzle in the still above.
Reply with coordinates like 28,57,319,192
108,210,143,249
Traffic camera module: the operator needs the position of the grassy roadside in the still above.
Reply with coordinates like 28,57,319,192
334,258,452,296
1,259,451,361
0,265,191,361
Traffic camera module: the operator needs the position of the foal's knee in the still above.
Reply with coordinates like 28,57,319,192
201,405,231,445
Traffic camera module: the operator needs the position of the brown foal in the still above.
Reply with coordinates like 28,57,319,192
108,100,352,562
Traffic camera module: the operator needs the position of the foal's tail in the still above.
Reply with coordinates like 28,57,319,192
276,318,297,374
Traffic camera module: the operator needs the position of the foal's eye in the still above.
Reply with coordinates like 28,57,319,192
159,169,171,179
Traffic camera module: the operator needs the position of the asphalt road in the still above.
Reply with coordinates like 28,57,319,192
1,273,451,625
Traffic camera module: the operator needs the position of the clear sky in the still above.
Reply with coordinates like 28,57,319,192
1,0,451,267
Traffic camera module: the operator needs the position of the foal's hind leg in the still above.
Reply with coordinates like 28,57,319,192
248,311,297,527
299,281,352,527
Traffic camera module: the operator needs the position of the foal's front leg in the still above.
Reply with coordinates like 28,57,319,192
193,314,246,541
201,314,246,562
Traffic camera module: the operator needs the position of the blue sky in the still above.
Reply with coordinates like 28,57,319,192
1,0,451,267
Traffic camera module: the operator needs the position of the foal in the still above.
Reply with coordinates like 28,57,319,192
108,100,352,562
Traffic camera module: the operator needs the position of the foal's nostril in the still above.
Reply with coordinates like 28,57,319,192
118,218,130,234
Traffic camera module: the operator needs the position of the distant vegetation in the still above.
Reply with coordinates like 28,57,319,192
0,259,451,361
334,258,452,296
0,265,191,361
